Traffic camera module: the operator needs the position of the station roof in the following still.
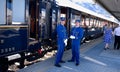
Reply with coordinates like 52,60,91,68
56,0,119,24
95,0,120,22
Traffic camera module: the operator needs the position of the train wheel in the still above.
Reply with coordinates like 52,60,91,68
0,57,8,72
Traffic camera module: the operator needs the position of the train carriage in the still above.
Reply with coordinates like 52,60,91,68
0,0,58,71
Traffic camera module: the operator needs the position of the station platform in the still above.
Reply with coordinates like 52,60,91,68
18,37,120,72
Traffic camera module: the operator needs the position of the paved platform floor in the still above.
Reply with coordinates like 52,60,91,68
18,37,120,72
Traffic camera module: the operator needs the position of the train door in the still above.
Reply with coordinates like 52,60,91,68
60,7,71,35
48,4,59,50
50,6,58,39
29,0,39,39
60,7,72,49
60,7,67,25
39,1,47,40
29,0,40,50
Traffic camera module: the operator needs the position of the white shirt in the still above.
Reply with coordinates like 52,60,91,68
114,26,120,36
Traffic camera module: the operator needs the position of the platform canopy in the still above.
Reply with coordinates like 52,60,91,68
95,0,120,21
56,0,119,24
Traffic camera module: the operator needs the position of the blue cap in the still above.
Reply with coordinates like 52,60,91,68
75,20,80,23
60,17,66,21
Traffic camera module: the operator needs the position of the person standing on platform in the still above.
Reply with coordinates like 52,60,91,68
68,20,84,66
54,17,68,67
103,24,107,32
114,24,120,50
103,25,113,50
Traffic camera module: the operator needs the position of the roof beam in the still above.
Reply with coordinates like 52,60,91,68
111,11,120,13
95,0,120,21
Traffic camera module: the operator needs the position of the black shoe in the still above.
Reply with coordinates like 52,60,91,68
76,63,79,66
104,48,107,50
54,64,61,67
68,60,74,62
60,60,65,63
107,48,109,49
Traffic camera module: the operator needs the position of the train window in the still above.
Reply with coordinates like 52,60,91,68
98,20,102,27
7,0,12,24
0,0,6,24
40,8,47,39
90,18,94,27
71,14,81,28
12,0,25,24
71,14,75,27
86,18,90,26
60,14,66,23
95,20,99,27
81,17,84,26
97,20,101,27
52,10,56,31
61,14,66,18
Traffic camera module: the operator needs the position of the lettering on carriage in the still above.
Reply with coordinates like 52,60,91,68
5,48,8,53
12,47,15,51
1,49,4,53
9,48,12,52
0,47,15,53
0,40,4,44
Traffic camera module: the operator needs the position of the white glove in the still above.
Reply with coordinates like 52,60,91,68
70,35,75,39
64,39,68,46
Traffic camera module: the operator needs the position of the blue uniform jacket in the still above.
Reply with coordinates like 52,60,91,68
57,24,68,42
71,27,84,44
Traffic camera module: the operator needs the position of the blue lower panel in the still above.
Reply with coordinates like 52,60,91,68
0,27,27,57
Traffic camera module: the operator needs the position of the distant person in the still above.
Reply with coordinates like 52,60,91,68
103,25,113,50
68,20,84,66
84,24,88,41
54,17,68,67
103,24,107,31
114,24,120,50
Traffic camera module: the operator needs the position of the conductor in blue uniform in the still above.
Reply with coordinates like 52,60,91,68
54,17,68,67
68,20,84,66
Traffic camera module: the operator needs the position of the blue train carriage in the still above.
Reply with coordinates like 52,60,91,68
81,16,104,41
0,0,30,71
49,0,59,51
0,0,58,71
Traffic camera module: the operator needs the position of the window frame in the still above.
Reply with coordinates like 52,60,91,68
0,0,28,25
0,0,6,24
12,0,26,24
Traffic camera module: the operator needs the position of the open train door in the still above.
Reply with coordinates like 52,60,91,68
28,0,41,51
59,7,71,50
49,1,59,50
